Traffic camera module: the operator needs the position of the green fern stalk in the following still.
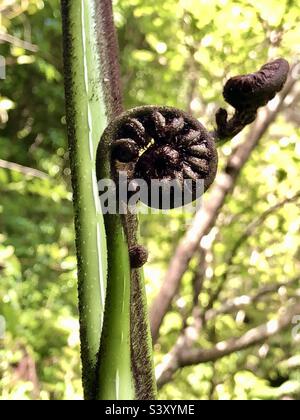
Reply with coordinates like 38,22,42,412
61,0,156,400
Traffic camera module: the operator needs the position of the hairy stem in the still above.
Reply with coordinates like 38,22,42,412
62,0,156,400
61,0,129,399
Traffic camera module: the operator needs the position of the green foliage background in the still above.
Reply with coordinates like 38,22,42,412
0,0,300,400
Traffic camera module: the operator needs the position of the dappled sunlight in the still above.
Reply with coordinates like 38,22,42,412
1,0,300,401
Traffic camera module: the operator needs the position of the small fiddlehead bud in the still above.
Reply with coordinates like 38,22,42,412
215,58,290,141
101,106,218,209
223,58,289,109
129,245,148,269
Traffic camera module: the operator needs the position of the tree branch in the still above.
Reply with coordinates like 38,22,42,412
227,192,300,263
150,69,298,343
0,32,38,52
157,300,300,387
205,276,300,322
204,192,300,316
0,158,48,179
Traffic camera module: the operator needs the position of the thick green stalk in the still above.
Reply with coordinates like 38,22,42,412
96,114,157,399
61,0,156,400
61,0,132,399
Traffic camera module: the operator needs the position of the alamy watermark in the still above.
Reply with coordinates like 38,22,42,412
0,56,6,80
98,171,204,215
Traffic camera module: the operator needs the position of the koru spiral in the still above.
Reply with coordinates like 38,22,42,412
97,58,290,210
105,105,218,209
